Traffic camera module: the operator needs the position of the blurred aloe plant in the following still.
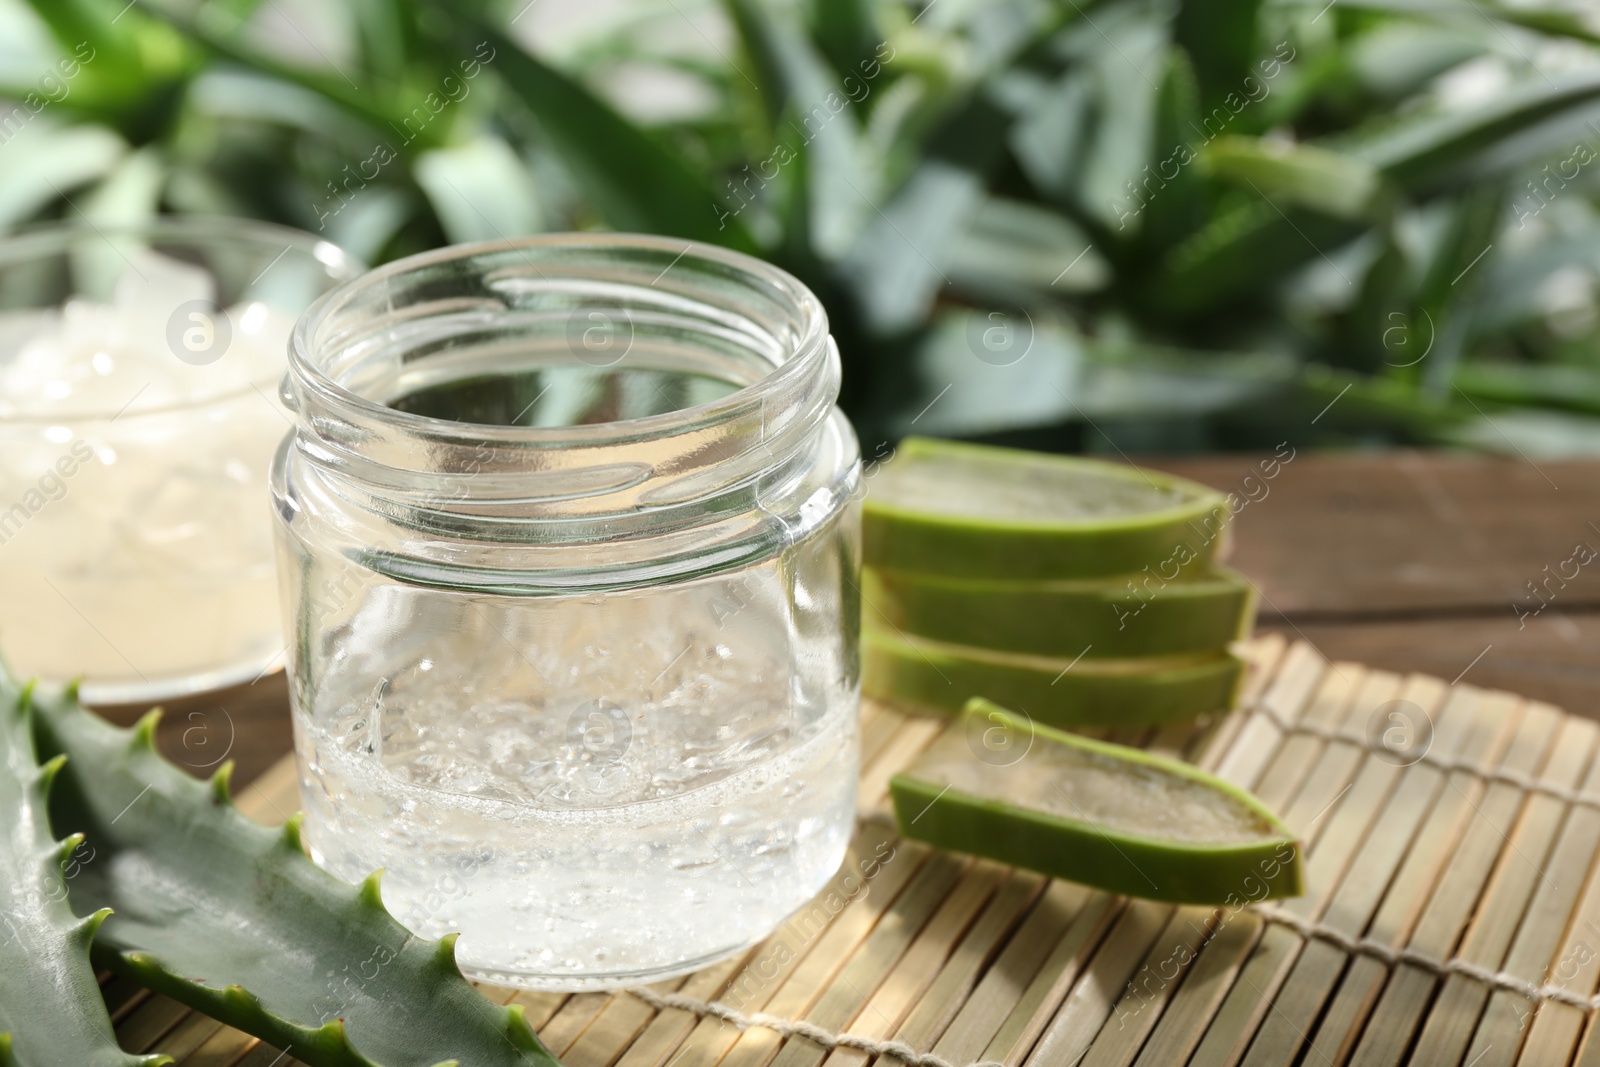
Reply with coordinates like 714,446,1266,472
7,0,1600,454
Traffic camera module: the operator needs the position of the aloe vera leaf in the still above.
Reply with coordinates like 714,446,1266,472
722,0,879,261
1345,68,1600,191
133,3,408,139
1136,49,1210,253
945,196,1108,299
808,0,882,81
0,691,166,1067
1202,136,1386,221
1173,0,1262,116
1411,182,1506,396
1281,0,1600,47
862,437,1229,580
862,629,1245,728
889,700,1302,905
472,24,758,253
22,676,559,1067
1156,70,1600,314
862,564,1255,659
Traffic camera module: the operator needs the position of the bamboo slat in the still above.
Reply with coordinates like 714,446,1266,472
119,636,1600,1066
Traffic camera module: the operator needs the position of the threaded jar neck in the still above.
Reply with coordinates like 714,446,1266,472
284,234,838,526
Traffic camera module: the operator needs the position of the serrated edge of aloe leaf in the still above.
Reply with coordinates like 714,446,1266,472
0,690,169,1067
889,700,1303,905
862,629,1246,727
865,437,1229,534
22,678,558,1067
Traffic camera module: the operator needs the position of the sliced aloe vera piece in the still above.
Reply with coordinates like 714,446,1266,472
862,629,1244,728
890,701,1302,904
863,438,1229,580
862,564,1255,659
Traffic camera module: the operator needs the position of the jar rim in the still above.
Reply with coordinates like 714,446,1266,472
288,232,831,448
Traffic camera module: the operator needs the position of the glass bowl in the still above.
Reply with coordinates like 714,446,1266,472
0,216,360,703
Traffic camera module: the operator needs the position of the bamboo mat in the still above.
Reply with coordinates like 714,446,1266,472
108,633,1600,1067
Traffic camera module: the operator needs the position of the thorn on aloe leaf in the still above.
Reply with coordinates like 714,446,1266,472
358,869,385,910
313,1016,351,1049
37,753,67,792
52,830,84,867
75,908,114,946
222,983,261,1013
434,931,460,970
504,1003,542,1048
209,762,234,805
131,710,162,751
280,812,307,854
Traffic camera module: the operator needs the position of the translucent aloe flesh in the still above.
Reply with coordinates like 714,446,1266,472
861,564,1255,659
20,672,561,1067
890,701,1302,904
0,691,165,1067
862,629,1245,728
863,438,1229,580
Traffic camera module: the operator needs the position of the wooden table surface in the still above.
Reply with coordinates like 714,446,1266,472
98,450,1600,790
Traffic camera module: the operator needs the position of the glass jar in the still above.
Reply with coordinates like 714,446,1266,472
0,217,357,702
272,234,862,990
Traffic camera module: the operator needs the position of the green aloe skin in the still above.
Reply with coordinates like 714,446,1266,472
0,691,167,1067
862,438,1230,581
862,564,1256,659
890,700,1303,905
6,668,561,1067
862,629,1246,729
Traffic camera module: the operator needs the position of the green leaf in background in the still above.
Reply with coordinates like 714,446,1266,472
842,85,1014,333
1137,47,1209,251
1272,0,1600,48
841,157,980,333
1337,22,1485,107
1153,194,1364,315
809,0,883,80
5,0,1600,449
0,124,124,229
476,23,758,251
1347,68,1600,191
414,134,542,243
79,145,165,224
1064,0,1169,233
1007,69,1094,207
1410,182,1504,395
1341,222,1411,374
723,0,881,260
946,195,1108,298
902,309,1080,436
1174,0,1262,114
1203,136,1385,220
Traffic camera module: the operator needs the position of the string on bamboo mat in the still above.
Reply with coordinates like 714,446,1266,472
621,898,1600,1067
621,985,1007,1067
1247,902,1600,1012
1256,708,1600,813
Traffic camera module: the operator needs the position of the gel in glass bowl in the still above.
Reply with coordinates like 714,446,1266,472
0,217,358,702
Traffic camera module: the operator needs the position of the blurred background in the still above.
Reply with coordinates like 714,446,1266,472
8,0,1600,455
